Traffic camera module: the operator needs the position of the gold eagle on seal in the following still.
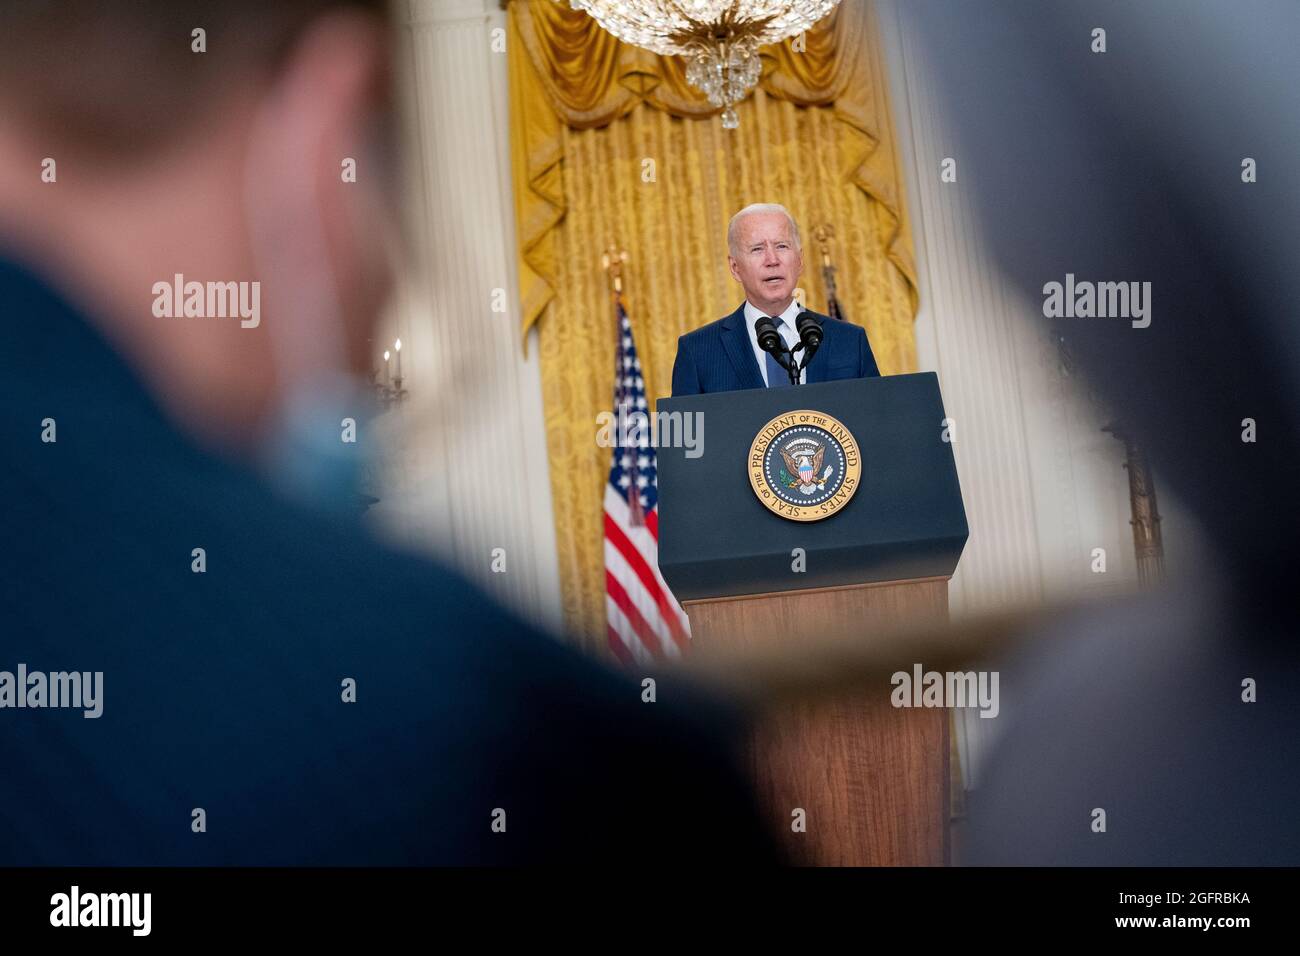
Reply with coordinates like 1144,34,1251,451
780,442,831,494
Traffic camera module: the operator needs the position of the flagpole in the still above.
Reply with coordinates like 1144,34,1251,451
813,223,844,322
602,242,644,527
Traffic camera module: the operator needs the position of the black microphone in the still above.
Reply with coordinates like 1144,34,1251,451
754,314,783,355
795,310,823,352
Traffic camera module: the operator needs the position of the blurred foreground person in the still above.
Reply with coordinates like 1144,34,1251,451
0,1,773,864
904,0,1300,864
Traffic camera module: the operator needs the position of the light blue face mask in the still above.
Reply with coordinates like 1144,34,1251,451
257,370,380,519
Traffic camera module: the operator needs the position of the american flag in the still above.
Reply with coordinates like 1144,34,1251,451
604,295,691,663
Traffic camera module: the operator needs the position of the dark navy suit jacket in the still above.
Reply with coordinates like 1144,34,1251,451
671,303,881,396
0,258,775,865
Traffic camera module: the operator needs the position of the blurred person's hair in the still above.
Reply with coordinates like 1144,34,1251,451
0,0,392,159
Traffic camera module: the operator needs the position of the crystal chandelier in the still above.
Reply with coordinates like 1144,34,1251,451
568,0,842,129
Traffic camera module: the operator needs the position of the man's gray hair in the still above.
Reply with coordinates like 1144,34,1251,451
727,203,802,256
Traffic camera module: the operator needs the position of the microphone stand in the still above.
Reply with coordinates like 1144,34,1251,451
766,343,801,386
773,341,817,386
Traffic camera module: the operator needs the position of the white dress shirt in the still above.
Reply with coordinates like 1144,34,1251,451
743,298,806,385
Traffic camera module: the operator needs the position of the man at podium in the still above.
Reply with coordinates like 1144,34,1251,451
671,203,881,396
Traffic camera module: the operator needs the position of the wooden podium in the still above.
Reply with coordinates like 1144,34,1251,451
657,373,967,866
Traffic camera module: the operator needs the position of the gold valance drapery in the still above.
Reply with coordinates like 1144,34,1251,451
509,0,917,348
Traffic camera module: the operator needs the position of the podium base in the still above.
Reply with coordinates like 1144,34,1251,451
683,575,952,866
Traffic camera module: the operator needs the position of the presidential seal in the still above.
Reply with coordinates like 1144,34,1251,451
748,410,861,522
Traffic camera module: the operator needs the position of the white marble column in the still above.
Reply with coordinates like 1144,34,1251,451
365,0,562,632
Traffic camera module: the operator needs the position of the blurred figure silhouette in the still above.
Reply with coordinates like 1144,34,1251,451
903,0,1300,864
0,1,774,864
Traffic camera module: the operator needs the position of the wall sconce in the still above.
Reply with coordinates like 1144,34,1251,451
372,338,408,408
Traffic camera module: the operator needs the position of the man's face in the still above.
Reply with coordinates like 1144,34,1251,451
728,211,804,314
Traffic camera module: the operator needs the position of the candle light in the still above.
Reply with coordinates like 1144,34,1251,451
394,338,402,380
383,349,391,386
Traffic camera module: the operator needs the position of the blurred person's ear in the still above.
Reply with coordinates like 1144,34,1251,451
244,8,398,385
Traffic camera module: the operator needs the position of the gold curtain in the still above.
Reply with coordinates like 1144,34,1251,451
508,0,920,647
